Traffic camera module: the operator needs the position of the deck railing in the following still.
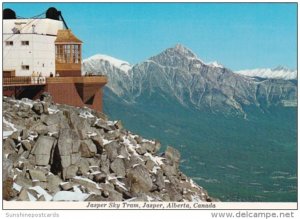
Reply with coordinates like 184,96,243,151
3,76,46,86
3,75,107,86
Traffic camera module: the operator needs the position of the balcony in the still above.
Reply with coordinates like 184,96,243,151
3,76,46,87
3,75,108,87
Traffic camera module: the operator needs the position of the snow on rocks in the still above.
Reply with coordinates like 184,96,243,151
3,94,214,202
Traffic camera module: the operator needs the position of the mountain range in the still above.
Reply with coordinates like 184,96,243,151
83,44,297,116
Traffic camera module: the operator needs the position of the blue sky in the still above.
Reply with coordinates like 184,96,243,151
3,2,297,70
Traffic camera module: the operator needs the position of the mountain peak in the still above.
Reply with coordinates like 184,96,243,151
272,65,290,72
170,44,198,58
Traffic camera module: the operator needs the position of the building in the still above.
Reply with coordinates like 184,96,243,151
3,7,107,112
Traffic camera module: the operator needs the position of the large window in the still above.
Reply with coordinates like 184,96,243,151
56,45,65,63
56,44,81,64
72,44,81,63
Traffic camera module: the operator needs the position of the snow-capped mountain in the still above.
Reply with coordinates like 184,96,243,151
83,44,297,115
236,66,297,80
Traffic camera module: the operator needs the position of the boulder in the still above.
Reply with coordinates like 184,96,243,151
31,136,56,166
65,165,78,180
77,159,90,175
21,140,32,151
58,129,80,156
71,176,102,195
110,158,126,177
41,113,61,126
127,165,153,194
3,138,17,155
80,140,97,158
57,129,80,171
90,135,104,154
104,141,121,161
136,145,147,155
32,102,44,115
165,146,180,166
93,173,106,183
28,169,47,182
15,175,33,189
17,188,30,201
10,131,20,143
93,119,112,132
60,182,73,191
145,159,156,172
46,174,62,193
100,183,123,201
21,129,29,140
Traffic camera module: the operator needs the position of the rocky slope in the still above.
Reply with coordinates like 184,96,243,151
3,93,213,202
83,44,297,115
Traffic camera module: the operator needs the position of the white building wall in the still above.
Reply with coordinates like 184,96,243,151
3,19,63,77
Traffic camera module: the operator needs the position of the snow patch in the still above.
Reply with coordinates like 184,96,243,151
236,66,297,80
84,54,132,73
29,186,52,201
52,191,90,201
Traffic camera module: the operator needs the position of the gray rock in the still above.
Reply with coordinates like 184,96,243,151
21,140,32,151
32,102,44,115
77,158,90,175
46,174,62,193
28,169,47,182
10,131,20,143
165,146,181,166
136,145,147,155
104,141,121,161
143,141,161,154
58,129,80,156
165,184,183,202
21,129,29,140
41,113,61,126
114,120,123,130
3,138,17,155
71,176,101,195
37,195,46,201
84,194,105,201
17,188,30,201
31,136,56,166
93,173,106,183
145,159,156,172
80,140,97,158
3,156,13,181
65,165,78,180
100,183,123,201
70,153,81,165
127,165,153,194
90,135,104,153
60,155,71,169
154,170,165,190
93,119,112,132
19,102,31,113
60,182,73,191
110,158,126,177
104,130,121,140
15,175,33,189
